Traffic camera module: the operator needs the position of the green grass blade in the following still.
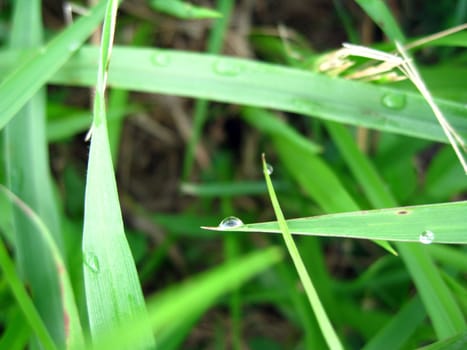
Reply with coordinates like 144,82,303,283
88,247,283,349
82,1,154,348
417,331,467,350
205,200,467,244
355,0,405,42
183,0,234,178
2,46,461,143
0,238,57,350
4,0,65,346
325,121,397,208
363,296,426,350
261,154,344,350
0,0,110,131
242,106,322,154
240,107,395,254
328,9,467,338
0,185,85,349
149,0,221,19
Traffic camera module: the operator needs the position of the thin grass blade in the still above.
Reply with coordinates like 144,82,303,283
261,154,344,350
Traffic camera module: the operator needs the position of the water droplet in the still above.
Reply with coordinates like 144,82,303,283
68,41,80,52
381,93,407,110
212,59,243,77
218,216,244,229
291,98,320,115
151,52,171,67
84,252,100,273
266,163,274,175
419,230,434,245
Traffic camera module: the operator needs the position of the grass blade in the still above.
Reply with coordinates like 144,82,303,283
89,247,283,349
3,0,65,346
261,154,344,350
0,46,461,143
0,238,57,350
205,200,467,244
82,1,155,347
0,185,84,349
355,0,405,42
0,0,110,130
363,296,426,350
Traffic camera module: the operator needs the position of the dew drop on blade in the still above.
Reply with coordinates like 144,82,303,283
381,93,407,110
212,59,242,77
84,252,100,273
218,216,244,229
266,163,274,175
419,230,434,244
151,52,171,67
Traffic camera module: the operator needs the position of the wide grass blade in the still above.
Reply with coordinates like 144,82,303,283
82,1,155,348
0,0,110,130
0,46,462,143
205,200,467,244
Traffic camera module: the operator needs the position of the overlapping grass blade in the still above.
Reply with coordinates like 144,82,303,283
81,1,154,348
0,0,110,130
241,107,395,254
183,0,234,177
88,247,283,349
363,296,425,350
0,238,56,350
417,332,467,350
331,8,467,338
0,46,463,143
0,185,84,349
3,0,64,346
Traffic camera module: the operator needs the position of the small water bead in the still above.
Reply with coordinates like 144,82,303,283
218,216,244,229
381,93,407,110
290,98,320,115
84,252,100,273
212,59,243,77
266,163,274,175
68,41,80,52
151,52,171,67
419,230,435,245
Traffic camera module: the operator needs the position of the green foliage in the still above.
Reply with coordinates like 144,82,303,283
0,0,465,349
